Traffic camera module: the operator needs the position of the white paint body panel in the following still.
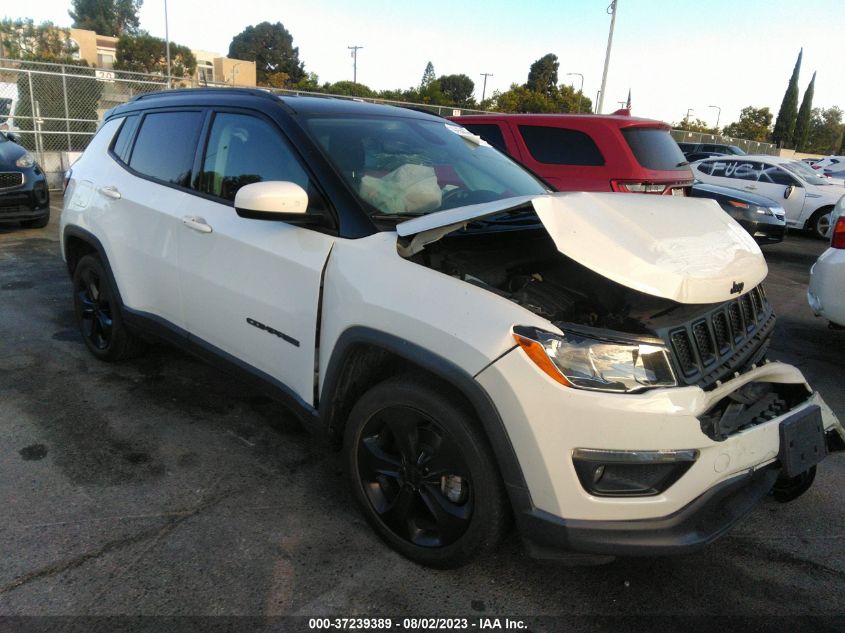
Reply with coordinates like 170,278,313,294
477,355,841,521
62,118,185,326
808,246,845,328
399,192,767,305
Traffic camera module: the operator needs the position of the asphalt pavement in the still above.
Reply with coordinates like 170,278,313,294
0,196,843,630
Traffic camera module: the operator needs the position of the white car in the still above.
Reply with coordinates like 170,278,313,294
808,196,845,328
61,89,844,567
692,154,845,238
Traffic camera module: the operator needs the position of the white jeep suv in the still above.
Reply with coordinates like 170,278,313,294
61,89,843,567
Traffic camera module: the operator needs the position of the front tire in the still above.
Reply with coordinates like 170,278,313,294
72,254,143,361
344,376,508,568
807,208,833,240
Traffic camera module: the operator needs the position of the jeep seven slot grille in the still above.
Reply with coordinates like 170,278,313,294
665,285,774,390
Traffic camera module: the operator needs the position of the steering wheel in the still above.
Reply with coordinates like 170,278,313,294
441,188,500,208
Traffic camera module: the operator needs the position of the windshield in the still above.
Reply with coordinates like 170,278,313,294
305,115,548,218
782,160,833,186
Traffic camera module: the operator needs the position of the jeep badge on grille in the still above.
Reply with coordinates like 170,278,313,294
731,281,744,295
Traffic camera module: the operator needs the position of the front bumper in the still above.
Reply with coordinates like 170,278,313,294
476,350,843,556
0,167,50,223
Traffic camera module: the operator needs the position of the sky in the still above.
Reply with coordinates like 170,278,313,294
13,0,845,126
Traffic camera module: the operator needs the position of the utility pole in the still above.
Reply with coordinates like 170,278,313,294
685,108,694,123
164,0,171,89
348,46,363,83
708,104,721,129
480,73,493,103
597,0,618,114
566,72,584,112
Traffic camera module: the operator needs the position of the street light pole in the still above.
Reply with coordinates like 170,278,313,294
479,73,493,103
597,0,618,114
566,72,584,113
164,0,171,89
708,104,721,129
348,46,363,83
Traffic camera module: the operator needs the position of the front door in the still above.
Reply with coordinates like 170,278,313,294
176,110,335,406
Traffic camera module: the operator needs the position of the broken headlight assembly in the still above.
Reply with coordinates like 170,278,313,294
512,325,677,393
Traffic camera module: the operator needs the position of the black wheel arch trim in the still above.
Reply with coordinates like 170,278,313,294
62,225,126,306
318,326,531,498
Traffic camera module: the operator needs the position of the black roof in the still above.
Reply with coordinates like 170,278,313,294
108,87,438,121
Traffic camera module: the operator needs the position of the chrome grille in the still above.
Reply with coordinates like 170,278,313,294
666,285,773,388
0,172,24,189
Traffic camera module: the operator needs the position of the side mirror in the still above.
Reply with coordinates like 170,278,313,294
6,132,22,144
784,185,794,200
234,181,308,220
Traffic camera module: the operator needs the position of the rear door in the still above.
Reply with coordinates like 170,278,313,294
176,109,336,406
105,109,206,328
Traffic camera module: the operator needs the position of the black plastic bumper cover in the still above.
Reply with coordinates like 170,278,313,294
515,465,780,559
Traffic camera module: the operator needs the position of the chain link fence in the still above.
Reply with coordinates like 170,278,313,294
669,129,777,156
1,58,779,188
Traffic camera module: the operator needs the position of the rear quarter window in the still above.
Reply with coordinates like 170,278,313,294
518,125,604,166
129,111,204,187
110,115,139,163
622,127,689,171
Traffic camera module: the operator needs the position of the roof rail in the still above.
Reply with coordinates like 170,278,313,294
129,87,279,103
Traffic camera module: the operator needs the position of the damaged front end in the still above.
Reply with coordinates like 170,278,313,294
396,193,844,504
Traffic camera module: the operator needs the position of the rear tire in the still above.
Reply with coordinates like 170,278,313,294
344,375,508,568
72,254,144,361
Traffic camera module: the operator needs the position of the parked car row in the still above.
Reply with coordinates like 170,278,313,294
59,88,843,568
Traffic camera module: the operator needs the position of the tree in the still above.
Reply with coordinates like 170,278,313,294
495,84,557,113
420,62,436,88
69,0,142,37
0,18,78,59
675,117,719,134
114,33,196,77
803,107,844,154
772,49,802,148
324,80,375,98
555,83,592,114
793,71,816,151
228,22,304,85
526,53,559,97
438,74,475,107
721,106,773,141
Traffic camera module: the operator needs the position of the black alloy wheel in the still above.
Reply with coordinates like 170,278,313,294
72,255,143,361
345,376,508,568
356,406,473,548
75,264,114,351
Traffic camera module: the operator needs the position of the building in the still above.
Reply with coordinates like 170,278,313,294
68,28,256,86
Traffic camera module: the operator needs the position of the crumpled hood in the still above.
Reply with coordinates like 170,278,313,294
397,192,767,305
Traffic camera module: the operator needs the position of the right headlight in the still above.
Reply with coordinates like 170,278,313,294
512,325,677,393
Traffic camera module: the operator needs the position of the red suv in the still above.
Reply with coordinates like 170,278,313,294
450,113,693,195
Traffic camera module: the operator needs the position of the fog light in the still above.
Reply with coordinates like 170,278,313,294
572,448,698,497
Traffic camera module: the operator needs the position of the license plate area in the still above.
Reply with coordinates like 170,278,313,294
779,405,827,478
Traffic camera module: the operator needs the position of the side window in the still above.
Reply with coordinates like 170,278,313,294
706,160,733,178
461,123,508,153
200,112,309,202
760,166,798,186
111,114,139,163
731,161,759,181
518,125,605,166
129,111,204,187
696,161,713,175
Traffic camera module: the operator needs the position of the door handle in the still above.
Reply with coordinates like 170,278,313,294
744,185,757,190
182,215,213,234
98,185,121,199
